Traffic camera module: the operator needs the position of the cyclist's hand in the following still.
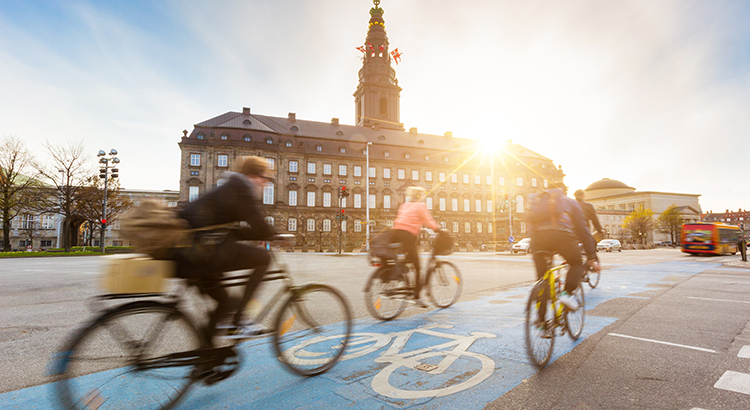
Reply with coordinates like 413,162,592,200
587,259,601,273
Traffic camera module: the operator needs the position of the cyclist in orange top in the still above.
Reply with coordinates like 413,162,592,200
392,186,440,304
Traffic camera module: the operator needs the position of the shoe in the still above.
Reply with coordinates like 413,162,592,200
219,321,267,339
409,292,428,308
558,291,579,312
537,324,554,339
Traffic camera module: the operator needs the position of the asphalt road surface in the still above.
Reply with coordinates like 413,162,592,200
1,248,749,409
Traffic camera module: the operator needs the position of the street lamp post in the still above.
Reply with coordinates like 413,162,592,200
366,142,372,252
97,149,120,254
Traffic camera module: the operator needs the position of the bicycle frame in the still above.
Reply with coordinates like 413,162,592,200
537,263,567,327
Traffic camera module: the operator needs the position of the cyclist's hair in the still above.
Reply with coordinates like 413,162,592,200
405,186,426,201
574,189,585,200
238,156,269,177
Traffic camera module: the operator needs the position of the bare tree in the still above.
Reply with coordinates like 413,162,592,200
19,215,40,251
77,176,133,245
623,207,655,245
656,204,685,245
0,135,38,251
33,141,92,252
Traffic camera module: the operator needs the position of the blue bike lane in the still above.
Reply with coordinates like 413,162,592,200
0,261,725,409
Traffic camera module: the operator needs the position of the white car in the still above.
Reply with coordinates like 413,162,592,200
512,238,531,254
597,239,622,252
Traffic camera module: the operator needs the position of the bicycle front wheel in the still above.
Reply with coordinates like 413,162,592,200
564,285,585,340
525,280,555,369
364,266,408,321
273,284,352,376
425,261,462,308
586,267,600,289
54,301,205,410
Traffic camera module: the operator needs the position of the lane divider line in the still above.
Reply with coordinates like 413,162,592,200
687,297,750,305
608,333,717,353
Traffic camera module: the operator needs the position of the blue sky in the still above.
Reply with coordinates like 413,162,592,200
1,0,749,214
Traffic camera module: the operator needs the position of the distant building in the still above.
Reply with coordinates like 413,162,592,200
177,1,566,251
581,178,702,244
702,209,750,240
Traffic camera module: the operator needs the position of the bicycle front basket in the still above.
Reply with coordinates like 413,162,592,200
433,230,454,255
101,254,175,294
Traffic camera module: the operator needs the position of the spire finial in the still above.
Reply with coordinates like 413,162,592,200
370,0,383,15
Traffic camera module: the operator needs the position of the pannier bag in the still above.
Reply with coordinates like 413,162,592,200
433,230,454,255
120,199,191,260
101,254,175,294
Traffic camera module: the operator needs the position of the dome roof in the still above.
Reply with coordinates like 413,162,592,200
586,178,633,191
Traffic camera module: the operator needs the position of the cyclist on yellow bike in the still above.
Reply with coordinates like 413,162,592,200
176,156,277,342
528,184,600,316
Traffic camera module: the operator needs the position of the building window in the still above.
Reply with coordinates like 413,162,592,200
266,137,273,144
412,170,419,181
289,161,298,173
307,192,316,207
288,218,297,231
265,216,274,226
307,162,316,174
487,200,493,213
444,156,449,163
386,220,393,228
424,171,432,182
197,133,204,140
340,146,346,154
323,163,332,175
384,195,391,209
521,222,527,233
323,219,331,232
341,197,347,207
452,198,459,212
475,175,481,185
516,195,524,213
307,219,315,231
289,190,297,206
488,223,493,234
354,166,362,177
369,194,376,209
264,158,274,171
452,222,459,233
354,193,362,208
341,220,347,232
354,220,362,232
451,174,458,183
263,182,274,205
21,214,34,229
439,172,446,182
244,136,251,142
464,199,470,212
190,171,199,176
544,179,548,188
531,178,537,187
316,144,323,152
339,165,347,176
190,154,200,166
426,197,433,210
439,197,446,211
499,176,505,186
475,199,482,212
41,214,53,229
323,192,332,207
379,168,389,179
220,134,228,140
369,167,376,178
217,155,228,167
286,141,292,147
516,177,523,186
463,174,469,184
465,222,471,233
476,222,482,233
398,169,405,180
189,186,199,202
425,155,430,161
486,176,492,186
41,240,52,247
384,151,390,158
404,152,410,159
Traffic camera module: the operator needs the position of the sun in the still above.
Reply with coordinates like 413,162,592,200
477,136,505,153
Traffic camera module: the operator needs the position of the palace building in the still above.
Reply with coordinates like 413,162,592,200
177,1,565,251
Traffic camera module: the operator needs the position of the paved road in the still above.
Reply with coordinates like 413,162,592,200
1,249,749,409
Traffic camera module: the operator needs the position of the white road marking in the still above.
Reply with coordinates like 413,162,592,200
739,346,750,359
608,333,717,353
687,297,750,305
715,371,750,395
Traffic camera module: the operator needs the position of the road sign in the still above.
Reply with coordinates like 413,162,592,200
509,236,514,244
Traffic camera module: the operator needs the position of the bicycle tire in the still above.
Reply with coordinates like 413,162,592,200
525,280,555,369
54,301,206,410
586,267,600,289
425,261,462,308
364,266,408,321
273,284,352,376
564,285,585,341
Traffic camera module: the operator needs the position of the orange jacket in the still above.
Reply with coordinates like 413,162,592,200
392,201,439,236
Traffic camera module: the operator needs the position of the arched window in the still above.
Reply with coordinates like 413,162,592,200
265,137,273,144
323,219,332,232
384,150,390,158
476,222,482,233
465,222,471,233
440,221,447,230
286,140,292,147
354,220,362,232
263,182,274,205
452,222,459,233
288,218,297,231
265,216,274,226
306,219,315,232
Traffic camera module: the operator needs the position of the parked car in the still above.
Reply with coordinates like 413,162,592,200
512,238,531,254
597,239,622,252
656,241,674,247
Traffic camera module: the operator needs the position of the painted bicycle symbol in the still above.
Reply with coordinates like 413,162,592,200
282,324,497,399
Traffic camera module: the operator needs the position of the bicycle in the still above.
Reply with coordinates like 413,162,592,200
582,263,600,288
524,250,585,369
51,234,353,410
364,230,462,321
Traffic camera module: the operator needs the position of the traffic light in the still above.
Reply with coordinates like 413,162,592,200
101,218,107,229
111,168,119,178
99,168,106,179
341,186,349,197
341,209,348,220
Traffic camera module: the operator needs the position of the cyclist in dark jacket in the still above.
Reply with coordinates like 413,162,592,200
574,189,605,242
528,186,599,311
177,156,277,341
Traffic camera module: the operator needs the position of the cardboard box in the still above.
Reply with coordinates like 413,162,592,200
101,254,175,294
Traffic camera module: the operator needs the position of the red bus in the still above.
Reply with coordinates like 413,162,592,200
681,222,741,255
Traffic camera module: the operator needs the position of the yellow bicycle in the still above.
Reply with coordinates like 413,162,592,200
524,251,585,369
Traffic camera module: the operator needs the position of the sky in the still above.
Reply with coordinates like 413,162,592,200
0,0,748,214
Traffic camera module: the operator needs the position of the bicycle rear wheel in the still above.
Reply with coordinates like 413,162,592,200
273,284,352,376
54,301,205,410
564,285,585,340
425,261,462,308
364,266,408,321
525,280,555,369
586,267,600,289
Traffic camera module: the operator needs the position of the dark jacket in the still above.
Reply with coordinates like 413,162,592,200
179,173,277,241
529,188,597,259
577,199,604,234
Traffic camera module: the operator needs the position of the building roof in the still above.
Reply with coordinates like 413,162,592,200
586,178,634,191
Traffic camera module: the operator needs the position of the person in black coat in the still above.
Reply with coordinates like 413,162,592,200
574,189,605,242
177,156,277,341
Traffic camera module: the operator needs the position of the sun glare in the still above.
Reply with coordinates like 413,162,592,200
478,136,505,153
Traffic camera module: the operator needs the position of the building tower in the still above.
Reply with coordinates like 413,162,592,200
353,0,404,131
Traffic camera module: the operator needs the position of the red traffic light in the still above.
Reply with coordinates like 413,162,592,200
101,219,107,224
